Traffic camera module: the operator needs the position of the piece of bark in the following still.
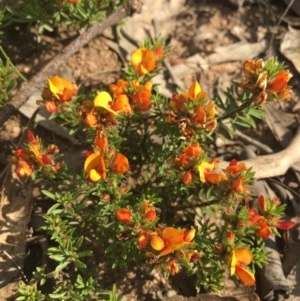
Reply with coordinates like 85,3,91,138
256,235,293,301
0,167,33,299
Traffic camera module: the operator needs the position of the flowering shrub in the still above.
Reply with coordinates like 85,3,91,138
7,37,296,300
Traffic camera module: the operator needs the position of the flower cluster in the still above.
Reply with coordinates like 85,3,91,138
240,59,293,104
115,200,199,276
248,195,295,239
9,131,63,177
174,142,250,197
83,134,130,182
166,81,218,139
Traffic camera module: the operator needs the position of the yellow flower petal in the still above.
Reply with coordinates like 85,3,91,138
48,77,60,99
188,81,201,99
230,249,237,276
151,236,165,251
197,161,215,183
94,91,118,115
89,169,102,182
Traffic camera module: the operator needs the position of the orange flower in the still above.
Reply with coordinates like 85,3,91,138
182,81,207,100
204,101,218,119
131,48,156,75
169,94,186,112
192,105,206,125
28,131,53,167
94,134,108,151
112,153,130,174
183,170,193,185
145,209,156,222
141,200,157,222
45,100,59,113
115,208,132,224
48,75,77,102
197,159,226,184
84,151,106,181
174,142,202,168
243,59,264,78
151,235,165,251
151,227,195,256
109,79,130,98
138,232,149,249
269,70,292,93
184,142,202,158
84,110,98,128
225,159,247,174
165,258,180,276
188,81,202,99
230,248,255,286
184,228,196,242
232,178,245,193
132,81,152,112
15,160,33,177
155,46,164,60
111,94,132,114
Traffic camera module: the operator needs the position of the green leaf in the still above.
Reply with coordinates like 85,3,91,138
41,190,57,200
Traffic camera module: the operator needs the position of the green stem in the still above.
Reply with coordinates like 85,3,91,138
0,46,27,82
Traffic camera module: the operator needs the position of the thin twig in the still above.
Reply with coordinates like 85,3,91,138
0,0,142,127
277,0,296,26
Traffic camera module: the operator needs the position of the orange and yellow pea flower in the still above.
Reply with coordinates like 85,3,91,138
84,151,106,182
243,59,264,79
115,208,132,224
111,94,132,114
230,248,255,286
48,75,78,102
164,258,180,276
269,70,292,93
150,227,195,256
197,159,226,184
109,79,130,98
15,160,33,177
169,81,206,112
174,142,202,169
141,200,157,223
182,81,207,101
225,159,247,174
138,232,149,249
132,81,153,112
112,153,130,175
131,48,156,75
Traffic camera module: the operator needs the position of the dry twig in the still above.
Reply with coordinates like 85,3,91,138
219,128,300,179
